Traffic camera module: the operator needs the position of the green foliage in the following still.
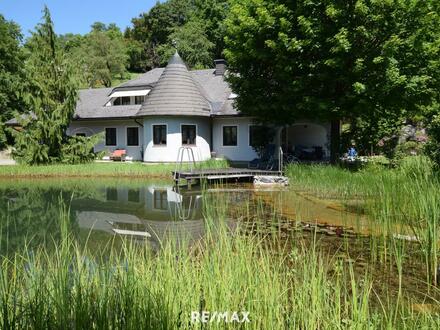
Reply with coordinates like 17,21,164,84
60,133,103,164
341,116,403,156
224,0,440,128
0,123,6,149
248,125,275,157
125,0,228,71
125,0,193,71
193,0,229,59
65,23,129,88
425,112,440,167
394,140,423,160
12,7,97,165
157,19,215,69
0,14,26,148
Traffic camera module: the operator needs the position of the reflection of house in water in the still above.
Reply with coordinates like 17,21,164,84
72,185,228,250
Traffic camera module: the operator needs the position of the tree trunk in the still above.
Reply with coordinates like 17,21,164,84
330,120,341,164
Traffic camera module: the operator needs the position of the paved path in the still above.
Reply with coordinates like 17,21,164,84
0,149,16,165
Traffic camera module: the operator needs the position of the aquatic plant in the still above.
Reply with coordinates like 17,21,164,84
0,189,440,328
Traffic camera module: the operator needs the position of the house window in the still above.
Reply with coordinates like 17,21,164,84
128,189,140,203
113,97,131,106
105,128,117,146
106,187,118,201
153,125,167,145
135,96,145,104
127,127,139,146
181,125,196,145
153,190,168,210
223,126,238,146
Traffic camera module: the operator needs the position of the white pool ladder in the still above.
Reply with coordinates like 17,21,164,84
174,146,197,185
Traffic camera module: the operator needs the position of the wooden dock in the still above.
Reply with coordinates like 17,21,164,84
173,168,280,186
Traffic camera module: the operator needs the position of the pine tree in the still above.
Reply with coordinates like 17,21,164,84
13,7,99,164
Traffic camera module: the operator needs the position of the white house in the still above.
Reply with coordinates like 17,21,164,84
67,52,333,163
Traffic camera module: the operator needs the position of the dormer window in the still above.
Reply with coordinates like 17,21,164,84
107,89,150,107
113,97,131,106
135,96,145,105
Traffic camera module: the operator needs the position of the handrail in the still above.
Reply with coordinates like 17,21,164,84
174,146,197,183
168,186,195,221
279,146,284,174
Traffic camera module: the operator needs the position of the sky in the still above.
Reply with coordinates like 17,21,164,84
0,0,157,38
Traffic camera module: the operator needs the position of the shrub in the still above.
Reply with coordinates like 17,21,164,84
425,114,440,168
0,123,6,150
394,141,423,159
61,134,103,164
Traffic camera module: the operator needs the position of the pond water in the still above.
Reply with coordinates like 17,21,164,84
0,178,436,305
0,178,368,256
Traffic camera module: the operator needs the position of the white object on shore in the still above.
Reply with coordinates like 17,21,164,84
253,175,289,186
113,229,151,238
392,233,418,242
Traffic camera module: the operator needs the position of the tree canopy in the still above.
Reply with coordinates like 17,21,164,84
0,14,26,147
125,0,229,71
224,0,440,148
60,23,129,88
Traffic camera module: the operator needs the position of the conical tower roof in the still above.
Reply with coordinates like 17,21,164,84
137,52,211,117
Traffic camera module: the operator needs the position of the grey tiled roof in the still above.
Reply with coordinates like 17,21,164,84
5,112,37,125
137,52,211,117
75,88,141,119
73,53,238,120
117,68,164,89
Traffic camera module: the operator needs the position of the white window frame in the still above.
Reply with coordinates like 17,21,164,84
180,123,198,146
105,127,117,146
112,96,132,106
221,124,239,147
152,189,168,211
134,95,145,105
151,123,168,147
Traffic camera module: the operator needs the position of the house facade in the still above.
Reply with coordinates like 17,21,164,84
67,52,332,163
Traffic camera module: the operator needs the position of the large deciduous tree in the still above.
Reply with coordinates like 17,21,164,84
69,23,129,88
157,18,215,69
224,0,440,153
0,14,26,148
125,0,229,71
125,0,193,71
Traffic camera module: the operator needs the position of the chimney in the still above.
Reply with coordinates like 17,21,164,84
214,59,227,76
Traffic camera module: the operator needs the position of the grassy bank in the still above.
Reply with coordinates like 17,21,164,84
0,159,229,178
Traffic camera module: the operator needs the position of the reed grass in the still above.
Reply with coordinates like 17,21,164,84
286,156,440,289
1,186,440,329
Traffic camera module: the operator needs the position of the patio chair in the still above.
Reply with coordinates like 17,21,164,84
110,149,127,162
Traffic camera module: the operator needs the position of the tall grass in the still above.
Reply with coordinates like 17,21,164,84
286,156,440,289
1,187,440,328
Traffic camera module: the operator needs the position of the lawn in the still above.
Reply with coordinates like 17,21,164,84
0,159,229,178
